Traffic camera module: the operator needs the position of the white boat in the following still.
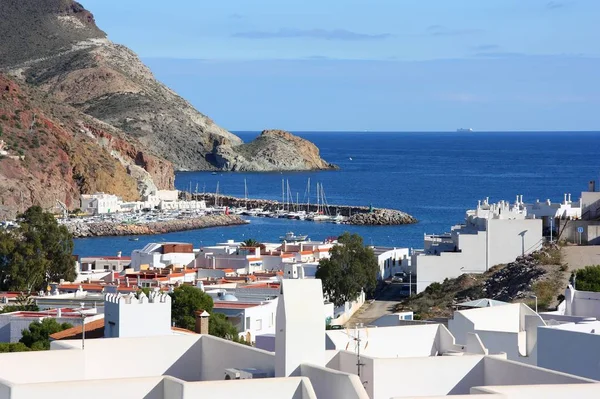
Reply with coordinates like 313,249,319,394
457,128,473,132
279,232,309,242
307,213,330,222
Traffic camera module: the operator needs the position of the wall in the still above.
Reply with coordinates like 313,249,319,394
200,335,275,381
173,377,316,399
372,355,484,399
537,326,600,380
275,280,325,377
8,377,165,399
483,356,594,386
488,219,543,266
559,220,600,245
300,363,369,399
567,287,600,319
104,292,171,338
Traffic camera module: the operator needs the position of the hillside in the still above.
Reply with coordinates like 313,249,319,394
0,0,334,173
0,74,173,219
397,244,568,319
213,130,338,171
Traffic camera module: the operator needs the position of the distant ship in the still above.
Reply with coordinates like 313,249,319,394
457,128,474,132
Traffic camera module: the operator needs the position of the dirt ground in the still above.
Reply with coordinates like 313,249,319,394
562,245,600,270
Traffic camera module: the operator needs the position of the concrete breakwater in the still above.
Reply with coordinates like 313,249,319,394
67,215,248,238
194,193,418,226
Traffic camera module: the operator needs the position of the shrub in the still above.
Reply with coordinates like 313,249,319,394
0,114,8,121
574,265,600,292
15,122,21,129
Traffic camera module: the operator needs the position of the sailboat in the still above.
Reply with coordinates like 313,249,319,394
307,182,330,222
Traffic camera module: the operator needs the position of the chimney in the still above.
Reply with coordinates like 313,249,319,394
117,251,122,258
589,180,596,193
195,310,210,334
57,308,62,317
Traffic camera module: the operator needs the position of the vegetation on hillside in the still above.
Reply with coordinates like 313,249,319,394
396,244,566,319
316,232,378,307
0,206,76,292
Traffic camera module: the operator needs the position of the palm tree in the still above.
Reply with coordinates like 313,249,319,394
242,238,261,248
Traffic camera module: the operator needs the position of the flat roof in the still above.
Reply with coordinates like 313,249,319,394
213,302,260,309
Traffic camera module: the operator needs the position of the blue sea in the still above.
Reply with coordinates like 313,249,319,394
74,131,600,257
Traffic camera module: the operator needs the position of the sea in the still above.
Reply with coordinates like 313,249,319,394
74,131,600,257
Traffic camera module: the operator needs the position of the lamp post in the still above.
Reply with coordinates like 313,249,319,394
75,308,88,350
529,295,538,313
408,270,412,297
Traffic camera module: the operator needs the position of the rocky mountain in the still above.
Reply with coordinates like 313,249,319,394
0,74,173,220
0,0,334,173
212,130,338,171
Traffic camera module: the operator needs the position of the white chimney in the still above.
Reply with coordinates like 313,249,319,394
117,251,122,258
57,308,62,317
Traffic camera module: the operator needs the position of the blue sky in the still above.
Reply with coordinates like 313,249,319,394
83,0,599,131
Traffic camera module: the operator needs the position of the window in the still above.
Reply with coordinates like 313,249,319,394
256,319,262,331
245,316,251,330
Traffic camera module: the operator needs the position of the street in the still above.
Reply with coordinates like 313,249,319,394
344,281,409,327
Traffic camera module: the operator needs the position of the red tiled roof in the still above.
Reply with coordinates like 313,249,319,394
49,318,105,340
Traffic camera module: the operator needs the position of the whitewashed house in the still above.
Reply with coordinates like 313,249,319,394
80,192,121,215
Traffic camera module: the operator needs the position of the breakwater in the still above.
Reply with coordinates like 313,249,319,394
193,193,418,225
67,215,248,238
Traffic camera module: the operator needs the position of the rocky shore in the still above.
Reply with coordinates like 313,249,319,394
194,193,418,226
348,209,417,225
67,214,248,238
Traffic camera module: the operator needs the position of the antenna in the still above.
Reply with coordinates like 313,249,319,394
344,323,369,383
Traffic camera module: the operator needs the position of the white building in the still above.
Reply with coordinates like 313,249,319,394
104,291,171,338
448,302,542,365
80,192,121,215
1,279,600,399
212,299,278,343
372,246,410,280
131,242,196,271
412,198,543,293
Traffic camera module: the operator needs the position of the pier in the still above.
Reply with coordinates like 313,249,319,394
191,193,418,225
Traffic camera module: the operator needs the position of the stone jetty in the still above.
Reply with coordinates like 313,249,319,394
67,215,247,238
194,193,418,226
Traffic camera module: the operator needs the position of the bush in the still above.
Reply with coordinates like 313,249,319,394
0,114,8,121
574,265,600,292
15,122,21,129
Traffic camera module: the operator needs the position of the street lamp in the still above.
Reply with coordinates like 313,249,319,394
529,295,538,313
75,306,89,350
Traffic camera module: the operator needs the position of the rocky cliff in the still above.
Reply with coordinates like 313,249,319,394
0,74,173,220
213,130,338,171
0,0,336,217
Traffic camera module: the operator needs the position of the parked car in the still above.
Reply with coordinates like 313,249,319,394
391,272,407,283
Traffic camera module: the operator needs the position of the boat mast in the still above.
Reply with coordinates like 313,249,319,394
307,178,311,212
244,179,248,209
281,179,285,212
215,181,220,207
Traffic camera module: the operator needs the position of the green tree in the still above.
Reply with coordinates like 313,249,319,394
0,342,30,353
315,232,378,307
20,318,73,350
574,265,600,292
170,285,214,331
0,206,76,292
241,238,265,251
0,293,38,313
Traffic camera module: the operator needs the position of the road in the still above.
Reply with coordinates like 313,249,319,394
562,246,600,271
344,282,408,327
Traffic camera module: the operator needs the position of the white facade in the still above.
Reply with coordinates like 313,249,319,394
372,247,410,280
448,303,542,364
212,299,278,343
80,193,121,215
104,291,171,338
131,242,196,270
412,198,543,293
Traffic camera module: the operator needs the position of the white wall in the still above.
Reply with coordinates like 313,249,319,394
275,280,325,377
104,292,171,338
537,326,600,380
300,363,369,399
199,335,275,381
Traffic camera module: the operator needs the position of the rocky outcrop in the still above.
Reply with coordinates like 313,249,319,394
213,130,337,171
66,215,247,238
348,209,418,225
0,74,173,219
0,0,241,171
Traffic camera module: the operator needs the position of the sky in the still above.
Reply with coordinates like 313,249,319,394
83,0,599,131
